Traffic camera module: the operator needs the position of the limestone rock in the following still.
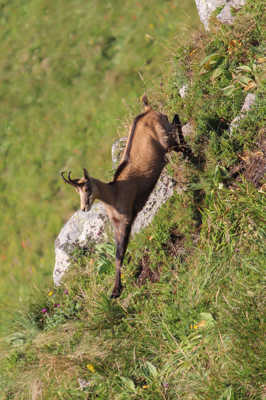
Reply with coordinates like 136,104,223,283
217,0,246,25
131,172,175,235
194,0,246,31
182,122,194,138
53,203,109,286
112,137,127,169
194,0,226,30
179,84,188,98
230,93,256,133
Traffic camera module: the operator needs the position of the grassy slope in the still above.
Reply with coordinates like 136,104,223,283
0,0,198,325
0,0,265,399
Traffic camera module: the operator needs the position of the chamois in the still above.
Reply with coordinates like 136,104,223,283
61,96,184,298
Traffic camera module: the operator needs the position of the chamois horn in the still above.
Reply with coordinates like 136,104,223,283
61,171,79,187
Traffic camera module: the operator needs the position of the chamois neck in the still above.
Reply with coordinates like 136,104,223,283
91,178,115,206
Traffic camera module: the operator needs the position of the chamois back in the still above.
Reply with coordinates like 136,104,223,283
112,96,152,182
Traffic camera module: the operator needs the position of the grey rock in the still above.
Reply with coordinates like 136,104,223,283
194,0,226,30
241,93,256,112
182,122,194,138
217,4,234,25
194,0,246,31
217,0,245,25
112,137,127,169
78,378,92,390
230,93,256,133
131,172,176,235
179,84,188,98
53,203,109,286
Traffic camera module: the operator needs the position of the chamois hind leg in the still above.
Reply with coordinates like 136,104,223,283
111,224,132,299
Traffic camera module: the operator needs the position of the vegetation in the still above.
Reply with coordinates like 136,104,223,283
0,0,265,399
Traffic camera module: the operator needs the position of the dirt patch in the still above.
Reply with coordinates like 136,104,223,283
136,228,189,287
136,253,161,287
164,229,186,259
229,130,266,188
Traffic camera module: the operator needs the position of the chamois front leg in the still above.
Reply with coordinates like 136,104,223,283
172,114,199,165
171,114,185,150
111,223,132,299
165,114,182,152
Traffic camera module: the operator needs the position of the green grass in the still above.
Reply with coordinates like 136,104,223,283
0,0,265,398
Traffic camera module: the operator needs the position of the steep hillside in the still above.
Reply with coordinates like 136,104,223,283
0,0,265,399
0,0,198,327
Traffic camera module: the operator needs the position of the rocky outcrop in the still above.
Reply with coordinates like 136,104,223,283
194,0,246,30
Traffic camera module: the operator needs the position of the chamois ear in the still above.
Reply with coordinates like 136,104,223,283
83,168,90,180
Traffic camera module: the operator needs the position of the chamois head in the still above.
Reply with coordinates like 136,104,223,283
61,168,94,212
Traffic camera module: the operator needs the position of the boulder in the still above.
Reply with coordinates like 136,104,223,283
53,203,109,286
